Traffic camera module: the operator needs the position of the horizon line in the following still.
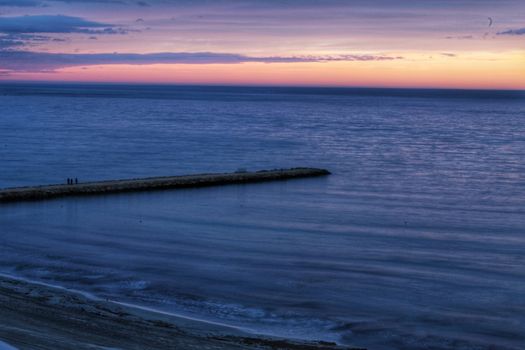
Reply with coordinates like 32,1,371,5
1,80,524,93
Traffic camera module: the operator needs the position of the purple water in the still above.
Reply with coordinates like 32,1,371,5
0,84,524,349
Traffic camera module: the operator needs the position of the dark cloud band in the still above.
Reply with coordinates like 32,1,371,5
0,51,402,72
0,15,123,34
497,28,525,36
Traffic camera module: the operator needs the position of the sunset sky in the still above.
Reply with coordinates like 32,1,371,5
0,0,523,89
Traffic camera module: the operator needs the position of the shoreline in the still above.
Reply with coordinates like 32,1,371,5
0,274,360,350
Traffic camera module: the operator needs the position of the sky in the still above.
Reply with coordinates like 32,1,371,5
0,0,523,89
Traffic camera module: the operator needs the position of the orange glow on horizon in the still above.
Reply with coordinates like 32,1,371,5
4,51,524,90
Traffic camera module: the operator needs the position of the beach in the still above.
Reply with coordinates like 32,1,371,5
0,275,355,350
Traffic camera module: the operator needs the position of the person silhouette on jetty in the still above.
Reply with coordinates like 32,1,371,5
75,178,78,184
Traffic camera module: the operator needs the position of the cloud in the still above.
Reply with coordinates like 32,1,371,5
0,0,43,6
0,36,24,50
0,15,125,34
497,27,525,35
3,1,520,58
0,15,128,50
0,33,64,50
445,35,474,40
0,50,402,72
0,0,134,6
52,0,124,2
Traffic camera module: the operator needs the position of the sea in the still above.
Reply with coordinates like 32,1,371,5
0,83,524,350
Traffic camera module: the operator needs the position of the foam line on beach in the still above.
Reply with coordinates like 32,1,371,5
0,274,352,350
113,300,249,333
0,168,330,203
0,272,245,334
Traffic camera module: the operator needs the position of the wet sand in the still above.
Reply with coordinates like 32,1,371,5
0,276,359,350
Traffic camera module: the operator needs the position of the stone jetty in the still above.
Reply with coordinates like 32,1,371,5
0,168,330,203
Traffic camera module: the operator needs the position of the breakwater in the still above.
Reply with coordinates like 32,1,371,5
0,168,330,203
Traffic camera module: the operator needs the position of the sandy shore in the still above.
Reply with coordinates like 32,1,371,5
0,276,359,350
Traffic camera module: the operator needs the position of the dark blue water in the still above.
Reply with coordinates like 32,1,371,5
0,84,524,349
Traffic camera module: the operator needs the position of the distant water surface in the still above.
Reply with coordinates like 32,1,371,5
0,84,524,350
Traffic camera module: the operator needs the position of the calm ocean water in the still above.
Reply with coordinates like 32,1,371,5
0,84,524,349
